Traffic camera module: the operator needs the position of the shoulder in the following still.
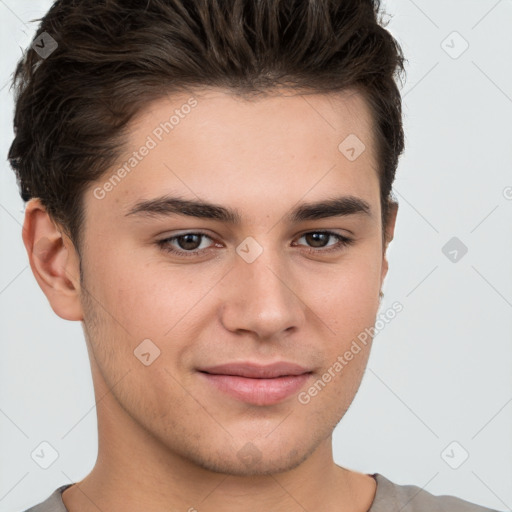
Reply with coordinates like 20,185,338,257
21,485,71,512
370,473,501,512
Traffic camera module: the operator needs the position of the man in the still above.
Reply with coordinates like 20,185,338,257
8,0,500,511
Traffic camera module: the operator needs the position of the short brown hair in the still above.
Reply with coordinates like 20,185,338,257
8,0,406,253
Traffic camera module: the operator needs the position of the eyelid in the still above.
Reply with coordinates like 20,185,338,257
293,231,354,254
156,229,354,258
155,230,220,259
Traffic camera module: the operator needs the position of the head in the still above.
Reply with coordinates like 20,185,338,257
10,0,405,476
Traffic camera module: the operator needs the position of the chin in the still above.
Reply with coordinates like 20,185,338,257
181,437,318,477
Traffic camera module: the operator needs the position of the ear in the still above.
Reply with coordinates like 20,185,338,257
380,201,398,286
22,198,84,321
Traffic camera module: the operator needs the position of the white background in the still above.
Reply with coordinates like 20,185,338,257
0,1,511,511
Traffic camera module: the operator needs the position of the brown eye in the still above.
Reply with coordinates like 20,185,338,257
295,231,354,254
157,232,215,257
303,232,331,248
175,233,203,251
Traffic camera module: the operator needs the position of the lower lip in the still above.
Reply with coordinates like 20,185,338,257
199,372,312,406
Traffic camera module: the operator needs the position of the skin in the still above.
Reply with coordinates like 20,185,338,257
23,87,398,512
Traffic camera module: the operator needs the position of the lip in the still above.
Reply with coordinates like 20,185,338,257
198,362,312,406
199,361,310,378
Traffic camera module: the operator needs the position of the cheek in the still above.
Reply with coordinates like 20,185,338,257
108,264,217,321
89,243,179,325
299,248,383,340
93,254,223,366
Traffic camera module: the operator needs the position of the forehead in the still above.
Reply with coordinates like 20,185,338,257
84,87,380,227
141,86,376,157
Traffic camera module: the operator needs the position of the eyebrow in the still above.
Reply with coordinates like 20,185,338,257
124,194,372,224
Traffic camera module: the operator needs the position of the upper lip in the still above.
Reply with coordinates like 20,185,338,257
198,362,311,378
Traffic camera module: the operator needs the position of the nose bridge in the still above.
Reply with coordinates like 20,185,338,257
220,236,304,338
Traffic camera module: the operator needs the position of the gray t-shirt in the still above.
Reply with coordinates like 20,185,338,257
23,473,500,511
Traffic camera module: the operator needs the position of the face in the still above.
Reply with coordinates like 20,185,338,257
75,88,395,476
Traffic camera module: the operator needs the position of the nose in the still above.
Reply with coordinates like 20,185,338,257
219,240,306,340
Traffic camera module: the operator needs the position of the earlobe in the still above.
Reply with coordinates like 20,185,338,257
22,198,84,321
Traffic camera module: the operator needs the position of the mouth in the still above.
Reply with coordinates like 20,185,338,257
197,362,313,406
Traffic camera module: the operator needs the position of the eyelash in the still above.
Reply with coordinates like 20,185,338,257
156,231,354,258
